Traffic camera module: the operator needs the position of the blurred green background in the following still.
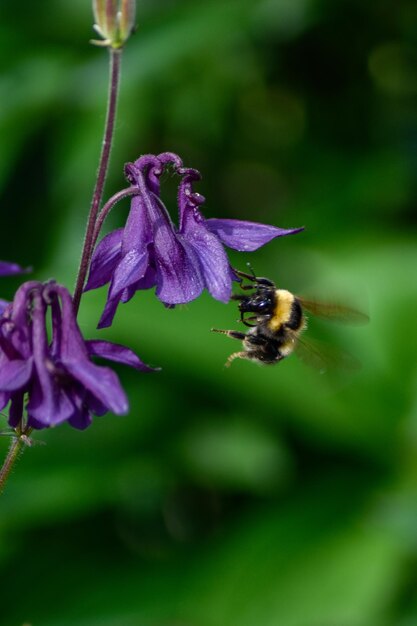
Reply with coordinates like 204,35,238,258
1,0,417,624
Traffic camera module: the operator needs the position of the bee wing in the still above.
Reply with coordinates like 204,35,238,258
297,297,369,325
294,333,362,373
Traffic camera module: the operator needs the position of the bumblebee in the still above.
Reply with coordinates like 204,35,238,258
212,269,368,369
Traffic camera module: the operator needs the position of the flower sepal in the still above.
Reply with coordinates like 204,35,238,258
92,0,136,49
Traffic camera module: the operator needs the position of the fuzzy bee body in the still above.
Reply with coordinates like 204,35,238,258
212,270,367,369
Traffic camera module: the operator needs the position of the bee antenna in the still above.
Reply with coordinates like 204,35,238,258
246,262,256,279
233,263,258,281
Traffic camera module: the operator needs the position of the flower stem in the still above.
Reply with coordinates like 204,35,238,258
73,47,123,315
0,436,24,494
91,186,138,251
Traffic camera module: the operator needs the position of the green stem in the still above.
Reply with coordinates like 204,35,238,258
91,186,138,252
73,47,123,315
0,436,25,494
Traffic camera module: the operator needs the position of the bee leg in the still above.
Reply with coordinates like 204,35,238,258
230,308,258,326
231,294,249,301
241,315,257,327
211,329,246,341
234,268,275,287
225,351,250,367
233,268,257,282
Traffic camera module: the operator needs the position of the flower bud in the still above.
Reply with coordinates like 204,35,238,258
92,0,136,48
119,0,136,43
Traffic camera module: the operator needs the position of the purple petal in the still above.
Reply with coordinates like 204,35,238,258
0,299,9,315
118,263,157,304
0,261,30,277
67,388,106,430
64,359,128,415
157,152,183,169
8,393,23,427
108,249,149,300
127,153,182,196
48,290,63,359
85,391,109,416
11,281,42,328
93,196,153,322
97,294,121,330
205,219,304,252
179,220,232,303
84,229,123,292
186,237,232,302
27,293,74,425
0,358,32,391
178,171,233,302
26,414,49,430
56,287,129,415
0,391,10,412
154,236,204,304
86,340,159,372
121,195,153,255
129,169,204,304
126,156,161,194
177,167,204,230
28,380,75,427
123,250,157,294
147,195,204,304
68,406,92,430
0,323,27,361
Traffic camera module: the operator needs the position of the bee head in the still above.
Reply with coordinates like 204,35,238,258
237,290,275,315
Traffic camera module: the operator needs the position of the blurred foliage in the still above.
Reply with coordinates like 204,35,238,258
0,0,417,624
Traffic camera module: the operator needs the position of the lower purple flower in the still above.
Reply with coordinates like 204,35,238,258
0,281,156,430
85,153,303,328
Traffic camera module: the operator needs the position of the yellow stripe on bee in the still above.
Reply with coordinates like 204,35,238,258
268,289,295,331
279,338,296,357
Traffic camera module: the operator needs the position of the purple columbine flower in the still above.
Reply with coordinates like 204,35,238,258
85,152,303,328
0,281,155,430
